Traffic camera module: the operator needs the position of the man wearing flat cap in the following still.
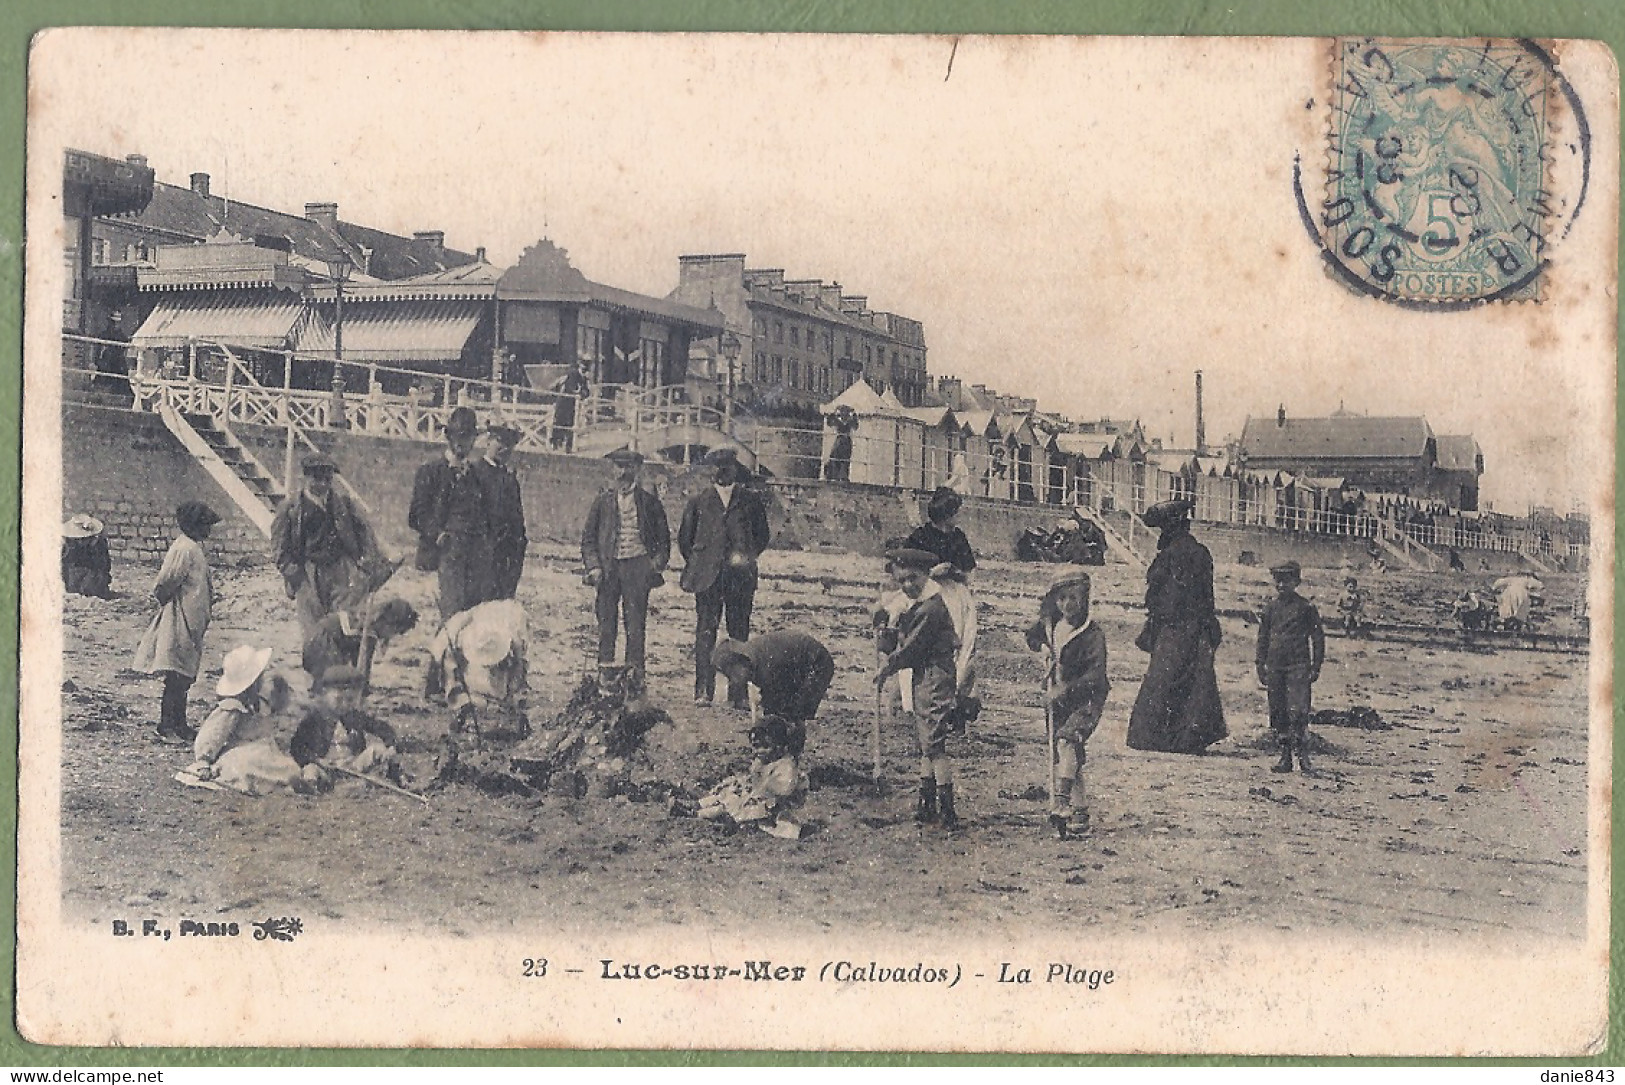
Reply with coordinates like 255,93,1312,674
410,405,496,620
480,421,528,600
581,447,671,686
1126,498,1228,754
678,446,771,707
271,451,384,638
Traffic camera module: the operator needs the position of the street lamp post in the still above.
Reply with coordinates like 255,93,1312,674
326,253,353,428
720,330,741,431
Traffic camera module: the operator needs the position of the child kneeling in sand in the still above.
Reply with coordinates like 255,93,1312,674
291,664,401,785
1026,569,1109,839
185,645,306,795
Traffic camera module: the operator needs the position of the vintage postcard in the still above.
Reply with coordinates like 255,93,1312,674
17,30,1615,1053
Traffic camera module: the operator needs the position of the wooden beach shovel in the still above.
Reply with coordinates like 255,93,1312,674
871,632,886,788
1044,618,1059,814
323,760,430,805
872,683,884,787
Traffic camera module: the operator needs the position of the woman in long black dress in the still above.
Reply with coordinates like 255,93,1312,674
1126,499,1227,753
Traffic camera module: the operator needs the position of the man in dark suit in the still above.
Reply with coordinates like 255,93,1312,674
409,405,495,621
581,448,671,687
678,447,771,707
481,421,528,600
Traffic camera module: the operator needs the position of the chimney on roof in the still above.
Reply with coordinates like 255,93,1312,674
819,283,843,308
189,172,210,198
840,295,868,314
414,230,445,257
678,254,747,293
474,246,486,263
126,154,147,169
1277,403,1286,428
305,202,339,231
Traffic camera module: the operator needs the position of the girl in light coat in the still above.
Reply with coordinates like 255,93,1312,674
133,501,222,741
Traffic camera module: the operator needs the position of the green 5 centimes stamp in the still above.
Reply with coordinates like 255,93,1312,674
1323,39,1556,304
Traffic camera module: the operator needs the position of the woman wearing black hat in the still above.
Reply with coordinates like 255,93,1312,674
1126,499,1227,754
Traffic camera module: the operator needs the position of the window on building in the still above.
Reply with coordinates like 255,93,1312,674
864,344,872,364
843,336,852,357
753,316,765,336
789,359,800,387
91,238,108,265
774,321,783,344
823,332,832,353
772,355,783,383
892,350,899,369
790,326,800,347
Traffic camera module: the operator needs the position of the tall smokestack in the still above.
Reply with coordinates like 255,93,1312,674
1194,370,1205,455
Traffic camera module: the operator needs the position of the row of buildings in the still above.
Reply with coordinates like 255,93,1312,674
64,150,931,418
65,148,1496,522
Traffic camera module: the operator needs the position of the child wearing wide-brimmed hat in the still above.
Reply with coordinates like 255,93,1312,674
189,645,286,770
132,501,223,741
1026,568,1109,838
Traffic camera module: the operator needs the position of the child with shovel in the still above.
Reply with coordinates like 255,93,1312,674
1026,569,1109,839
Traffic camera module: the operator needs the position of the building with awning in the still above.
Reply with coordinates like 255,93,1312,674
303,261,501,391
126,237,329,386
498,239,723,391
132,294,319,350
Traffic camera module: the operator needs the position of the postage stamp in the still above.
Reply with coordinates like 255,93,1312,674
1321,38,1561,304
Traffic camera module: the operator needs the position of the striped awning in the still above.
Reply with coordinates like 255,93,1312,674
300,301,482,362
130,296,312,349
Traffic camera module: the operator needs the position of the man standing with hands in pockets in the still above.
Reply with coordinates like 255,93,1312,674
679,447,770,708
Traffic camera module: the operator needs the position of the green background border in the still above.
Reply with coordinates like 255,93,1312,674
2,0,1619,1068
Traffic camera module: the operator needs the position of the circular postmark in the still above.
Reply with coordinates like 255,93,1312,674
1304,39,1584,307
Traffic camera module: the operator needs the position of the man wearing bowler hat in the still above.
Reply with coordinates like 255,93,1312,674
678,446,771,707
580,447,671,687
410,405,496,621
480,421,528,600
271,451,384,638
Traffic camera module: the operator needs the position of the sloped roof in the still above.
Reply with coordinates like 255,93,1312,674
312,260,502,302
822,379,891,415
998,412,1037,444
105,180,477,281
1149,451,1199,474
1435,434,1483,472
335,221,475,280
1240,415,1434,461
956,410,1001,438
499,239,722,331
1054,434,1115,460
900,405,957,428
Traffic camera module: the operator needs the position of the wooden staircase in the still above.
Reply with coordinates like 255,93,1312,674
157,404,284,537
1073,506,1150,569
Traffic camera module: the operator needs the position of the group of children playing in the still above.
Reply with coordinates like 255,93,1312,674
123,491,1335,823
131,499,421,796
872,544,1330,838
